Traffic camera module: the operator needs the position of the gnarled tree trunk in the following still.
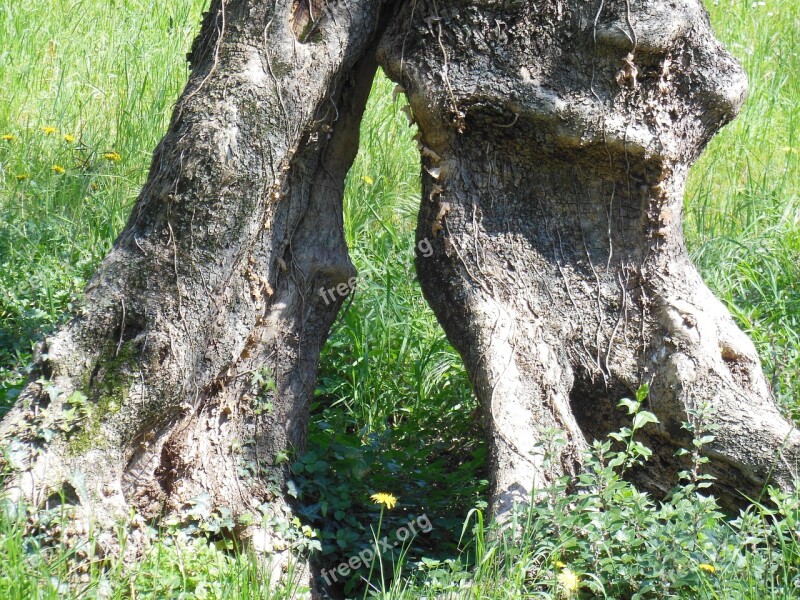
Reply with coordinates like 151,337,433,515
0,0,390,578
378,0,799,514
1,0,798,592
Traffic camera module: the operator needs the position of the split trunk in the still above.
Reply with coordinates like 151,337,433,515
1,0,797,589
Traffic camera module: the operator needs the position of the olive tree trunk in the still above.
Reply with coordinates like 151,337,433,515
378,0,799,514
0,0,389,571
2,0,798,585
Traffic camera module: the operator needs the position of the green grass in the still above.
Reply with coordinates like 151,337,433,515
686,0,800,412
1,0,800,598
0,0,206,402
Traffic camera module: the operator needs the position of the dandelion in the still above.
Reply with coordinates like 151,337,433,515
555,560,566,569
42,126,57,135
363,175,374,185
15,174,29,181
557,567,579,596
52,165,66,174
366,493,398,585
64,134,75,143
2,134,15,142
103,151,121,162
698,563,716,574
370,492,398,510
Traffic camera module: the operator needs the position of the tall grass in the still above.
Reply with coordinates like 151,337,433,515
686,0,800,410
1,0,799,598
0,0,207,406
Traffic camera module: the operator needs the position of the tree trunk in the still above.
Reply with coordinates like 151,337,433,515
0,0,389,576
378,0,799,514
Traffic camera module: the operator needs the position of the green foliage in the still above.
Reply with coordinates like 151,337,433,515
400,402,800,600
3,401,800,599
0,500,310,599
285,74,487,593
0,0,209,412
13,381,91,448
291,416,486,593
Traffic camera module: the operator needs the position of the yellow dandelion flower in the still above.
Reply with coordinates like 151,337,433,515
698,563,716,574
52,165,66,174
370,492,398,510
103,151,121,162
42,126,57,135
363,175,374,185
2,134,15,142
16,174,30,181
557,568,579,595
64,134,75,143
555,560,566,569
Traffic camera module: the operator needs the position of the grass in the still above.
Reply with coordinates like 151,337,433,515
0,0,206,405
685,0,800,411
1,0,799,598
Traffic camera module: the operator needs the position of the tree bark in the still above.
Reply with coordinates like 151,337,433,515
378,0,799,514
0,0,389,574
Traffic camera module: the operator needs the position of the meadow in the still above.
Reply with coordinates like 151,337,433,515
0,0,798,597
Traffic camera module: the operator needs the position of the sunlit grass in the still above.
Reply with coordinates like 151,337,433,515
0,0,208,404
687,0,800,410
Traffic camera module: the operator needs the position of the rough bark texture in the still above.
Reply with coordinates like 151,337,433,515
0,0,388,578
378,0,799,514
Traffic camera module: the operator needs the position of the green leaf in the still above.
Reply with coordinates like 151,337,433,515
286,479,299,498
632,411,659,430
65,390,87,406
608,455,626,468
618,398,640,415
